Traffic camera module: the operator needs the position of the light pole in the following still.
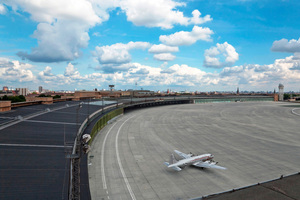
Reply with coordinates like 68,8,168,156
76,102,83,133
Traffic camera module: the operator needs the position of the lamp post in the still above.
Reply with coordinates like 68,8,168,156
76,102,83,133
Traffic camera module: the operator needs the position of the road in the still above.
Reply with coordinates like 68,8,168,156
89,102,300,200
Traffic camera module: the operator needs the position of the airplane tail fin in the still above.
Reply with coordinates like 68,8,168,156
164,154,182,171
163,154,177,166
169,153,178,164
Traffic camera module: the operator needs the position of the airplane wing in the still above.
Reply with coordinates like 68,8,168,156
193,161,226,170
174,150,192,159
164,162,182,171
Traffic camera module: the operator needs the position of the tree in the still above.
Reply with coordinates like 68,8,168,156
2,95,8,100
284,93,290,100
53,95,61,99
19,95,25,101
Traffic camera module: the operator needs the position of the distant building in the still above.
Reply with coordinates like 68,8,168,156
278,83,284,101
39,86,43,93
16,88,29,96
3,86,8,91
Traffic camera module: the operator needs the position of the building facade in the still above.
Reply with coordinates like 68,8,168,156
16,88,29,96
278,83,284,101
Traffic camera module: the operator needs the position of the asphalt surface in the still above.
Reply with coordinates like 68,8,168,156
0,101,105,200
89,102,300,200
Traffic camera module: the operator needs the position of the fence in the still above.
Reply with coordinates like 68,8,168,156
89,107,124,144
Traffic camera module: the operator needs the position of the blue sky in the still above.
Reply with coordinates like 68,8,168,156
0,0,300,92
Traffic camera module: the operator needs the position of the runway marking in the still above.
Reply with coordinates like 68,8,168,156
292,108,300,116
24,119,79,126
101,122,119,190
0,143,72,148
115,115,136,200
0,117,14,119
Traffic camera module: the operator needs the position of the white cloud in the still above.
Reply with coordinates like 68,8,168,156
3,0,213,63
220,54,300,88
4,0,102,62
99,63,139,73
3,0,100,24
290,61,300,70
0,4,6,14
148,44,179,54
190,10,212,25
94,41,150,66
159,26,213,46
204,42,239,68
18,21,91,62
64,63,80,77
0,58,35,82
119,0,211,29
153,53,176,61
3,52,300,91
271,38,300,53
41,66,54,76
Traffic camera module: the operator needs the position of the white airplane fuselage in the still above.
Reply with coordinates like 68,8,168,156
168,153,213,168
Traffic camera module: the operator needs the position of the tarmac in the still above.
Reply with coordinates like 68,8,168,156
88,102,300,200
0,101,104,200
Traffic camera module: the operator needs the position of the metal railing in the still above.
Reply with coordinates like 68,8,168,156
68,103,122,200
89,108,124,145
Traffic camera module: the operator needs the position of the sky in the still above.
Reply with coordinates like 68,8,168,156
0,0,300,92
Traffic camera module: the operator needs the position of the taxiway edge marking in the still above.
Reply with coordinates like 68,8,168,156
115,115,136,200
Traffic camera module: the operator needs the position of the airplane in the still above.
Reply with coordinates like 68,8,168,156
164,150,226,171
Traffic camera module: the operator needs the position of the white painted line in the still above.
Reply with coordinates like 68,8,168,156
24,119,79,126
292,108,300,116
0,117,14,119
101,122,119,190
0,104,78,131
0,143,72,148
115,115,136,200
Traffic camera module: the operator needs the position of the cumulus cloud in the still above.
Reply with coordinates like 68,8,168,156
38,63,88,85
94,41,150,66
0,58,35,82
41,66,54,76
148,44,179,54
271,38,300,53
290,61,300,70
4,0,103,62
64,63,80,77
3,52,300,91
119,0,211,29
98,63,139,73
204,42,239,68
220,54,300,87
153,53,176,61
190,10,212,25
3,0,213,63
0,4,6,14
18,21,91,62
159,26,213,46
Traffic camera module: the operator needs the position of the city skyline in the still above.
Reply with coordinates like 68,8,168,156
0,0,300,91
